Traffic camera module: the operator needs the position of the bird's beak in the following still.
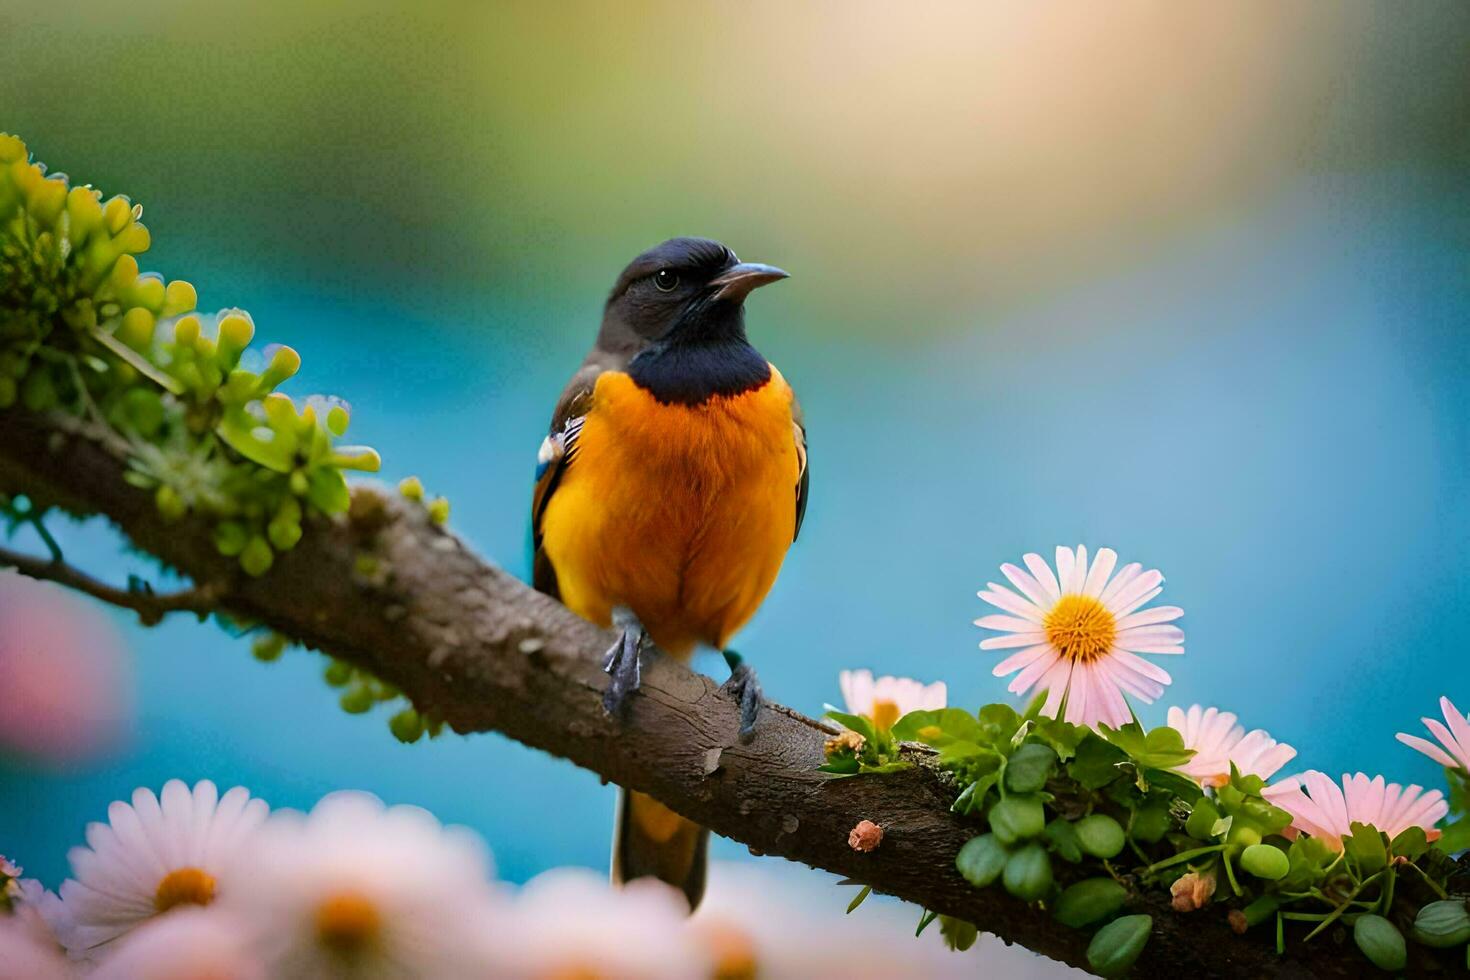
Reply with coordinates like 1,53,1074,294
709,262,789,303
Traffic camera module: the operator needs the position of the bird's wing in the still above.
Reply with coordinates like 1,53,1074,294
531,354,620,597
792,392,810,543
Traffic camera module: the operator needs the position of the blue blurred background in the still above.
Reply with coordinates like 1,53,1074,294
2,0,1467,891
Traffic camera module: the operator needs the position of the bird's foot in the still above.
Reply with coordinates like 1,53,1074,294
602,608,645,716
721,650,764,743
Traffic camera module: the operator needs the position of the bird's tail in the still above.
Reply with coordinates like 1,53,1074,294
612,788,709,911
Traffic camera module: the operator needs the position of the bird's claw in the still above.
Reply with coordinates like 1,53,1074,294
721,650,763,742
602,615,644,717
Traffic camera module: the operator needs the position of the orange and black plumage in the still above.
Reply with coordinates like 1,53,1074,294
530,238,807,909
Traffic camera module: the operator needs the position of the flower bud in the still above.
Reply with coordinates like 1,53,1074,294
398,476,425,501
117,307,155,350
162,279,197,317
239,536,274,577
1169,871,1216,912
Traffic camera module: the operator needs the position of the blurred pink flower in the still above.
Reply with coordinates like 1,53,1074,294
1262,771,1448,851
1396,696,1470,773
0,572,133,764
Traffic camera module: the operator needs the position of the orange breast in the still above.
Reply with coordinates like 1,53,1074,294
539,368,799,659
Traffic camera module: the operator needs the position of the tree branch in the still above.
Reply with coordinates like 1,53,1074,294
0,407,1457,979
0,545,219,626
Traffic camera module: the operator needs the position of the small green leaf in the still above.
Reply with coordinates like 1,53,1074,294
989,795,1046,846
1044,818,1083,863
1069,734,1130,789
1087,915,1152,978
1353,914,1406,972
1389,825,1428,861
1345,822,1388,875
956,833,1009,888
1055,877,1128,929
939,915,978,952
1004,743,1058,794
845,885,871,914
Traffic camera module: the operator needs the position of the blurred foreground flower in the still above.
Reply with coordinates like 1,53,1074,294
1166,704,1296,788
693,862,998,979
0,912,69,980
976,546,1183,728
1262,772,1448,850
54,780,268,958
1396,696,1470,773
0,571,132,764
837,669,946,731
222,791,500,978
89,907,264,980
502,868,707,979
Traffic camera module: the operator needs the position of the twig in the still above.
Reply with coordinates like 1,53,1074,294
0,544,218,625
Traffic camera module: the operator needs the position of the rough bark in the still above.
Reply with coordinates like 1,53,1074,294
0,407,1463,978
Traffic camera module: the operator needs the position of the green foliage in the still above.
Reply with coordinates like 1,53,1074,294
1086,914,1152,977
1055,878,1128,929
1353,914,1407,972
1411,899,1470,949
1,135,380,579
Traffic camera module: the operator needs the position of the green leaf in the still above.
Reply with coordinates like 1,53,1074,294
845,885,871,914
939,915,978,952
1141,767,1203,803
856,760,913,775
1389,825,1428,861
1434,814,1470,855
1099,722,1196,769
977,703,1024,746
823,710,878,745
1345,821,1388,875
1280,835,1337,891
1004,743,1058,794
891,708,986,747
306,466,351,514
1032,717,1086,761
956,833,1009,888
1069,735,1129,790
1185,798,1221,841
1045,818,1084,863
953,771,1001,815
818,757,861,775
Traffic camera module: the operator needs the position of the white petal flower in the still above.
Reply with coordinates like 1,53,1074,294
220,790,503,979
1166,705,1296,787
53,779,269,958
90,907,265,980
501,868,709,980
0,912,70,980
692,862,980,979
1262,771,1448,851
976,545,1184,728
838,670,947,731
1396,696,1470,772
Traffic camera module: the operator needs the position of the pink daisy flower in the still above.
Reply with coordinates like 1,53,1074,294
1396,697,1470,772
974,545,1183,728
1167,705,1296,788
838,670,947,732
1262,771,1448,850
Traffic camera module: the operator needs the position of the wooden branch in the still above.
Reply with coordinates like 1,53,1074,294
0,545,218,625
0,407,1457,979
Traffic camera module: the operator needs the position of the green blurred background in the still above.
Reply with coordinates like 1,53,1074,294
2,0,1468,901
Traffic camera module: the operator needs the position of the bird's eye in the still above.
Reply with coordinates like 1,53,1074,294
653,269,679,292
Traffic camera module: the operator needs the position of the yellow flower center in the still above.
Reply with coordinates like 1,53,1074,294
153,867,216,912
1044,595,1116,664
697,920,759,980
870,698,901,732
315,891,382,956
540,967,604,980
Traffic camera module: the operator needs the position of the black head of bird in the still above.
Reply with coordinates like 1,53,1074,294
599,237,788,406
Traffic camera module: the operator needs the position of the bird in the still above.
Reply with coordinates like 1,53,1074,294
530,237,808,910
